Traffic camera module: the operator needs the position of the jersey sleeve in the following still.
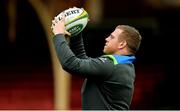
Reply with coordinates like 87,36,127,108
53,34,113,80
69,33,88,59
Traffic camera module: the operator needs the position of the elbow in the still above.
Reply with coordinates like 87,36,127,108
61,63,77,74
60,58,79,73
61,63,70,71
61,60,70,71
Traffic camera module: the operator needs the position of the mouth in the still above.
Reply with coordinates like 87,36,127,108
104,44,107,48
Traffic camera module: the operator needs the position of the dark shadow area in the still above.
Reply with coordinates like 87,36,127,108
0,0,53,109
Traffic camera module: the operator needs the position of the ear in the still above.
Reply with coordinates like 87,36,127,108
118,40,127,50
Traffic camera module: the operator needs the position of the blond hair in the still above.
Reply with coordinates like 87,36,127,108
116,25,142,54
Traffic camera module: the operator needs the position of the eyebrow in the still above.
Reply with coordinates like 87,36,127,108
110,34,115,38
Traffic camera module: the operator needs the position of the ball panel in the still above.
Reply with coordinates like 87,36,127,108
65,9,88,26
66,24,83,36
66,17,88,36
64,8,83,24
55,7,89,37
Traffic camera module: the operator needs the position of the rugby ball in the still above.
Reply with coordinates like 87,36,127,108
56,7,89,37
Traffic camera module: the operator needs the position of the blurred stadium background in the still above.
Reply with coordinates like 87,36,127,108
0,0,180,110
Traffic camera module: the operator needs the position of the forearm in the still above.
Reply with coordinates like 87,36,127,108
53,34,112,79
53,34,79,72
70,33,88,59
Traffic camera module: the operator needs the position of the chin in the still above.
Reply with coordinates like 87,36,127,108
103,49,107,54
103,48,111,54
103,50,109,54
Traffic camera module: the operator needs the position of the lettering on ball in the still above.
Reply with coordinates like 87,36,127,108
58,9,80,20
67,24,83,35
65,9,80,17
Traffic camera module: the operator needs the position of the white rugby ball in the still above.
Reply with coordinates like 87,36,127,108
56,7,89,37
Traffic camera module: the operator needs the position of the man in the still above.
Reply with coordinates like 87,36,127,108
51,16,142,110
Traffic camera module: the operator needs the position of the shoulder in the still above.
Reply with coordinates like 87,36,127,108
98,57,111,63
115,63,135,82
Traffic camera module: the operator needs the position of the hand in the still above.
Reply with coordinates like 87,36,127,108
51,14,71,36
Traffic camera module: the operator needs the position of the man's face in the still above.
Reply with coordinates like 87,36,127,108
103,29,123,54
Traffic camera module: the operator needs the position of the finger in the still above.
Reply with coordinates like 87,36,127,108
61,12,65,22
65,30,71,37
61,12,65,18
54,16,59,23
51,25,54,29
52,20,56,26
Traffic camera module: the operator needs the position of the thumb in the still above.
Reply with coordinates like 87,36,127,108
65,30,71,37
61,12,66,23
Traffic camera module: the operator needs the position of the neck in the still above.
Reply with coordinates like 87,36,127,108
114,49,131,56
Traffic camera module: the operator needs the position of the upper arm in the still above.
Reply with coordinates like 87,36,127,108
63,57,113,80
53,34,113,80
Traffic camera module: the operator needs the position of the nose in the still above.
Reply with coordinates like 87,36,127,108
105,36,109,41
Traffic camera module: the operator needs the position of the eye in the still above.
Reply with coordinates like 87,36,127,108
110,35,115,39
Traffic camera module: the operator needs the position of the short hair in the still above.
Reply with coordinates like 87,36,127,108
116,25,142,54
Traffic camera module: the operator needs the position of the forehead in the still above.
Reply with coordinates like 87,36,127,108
111,28,123,37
